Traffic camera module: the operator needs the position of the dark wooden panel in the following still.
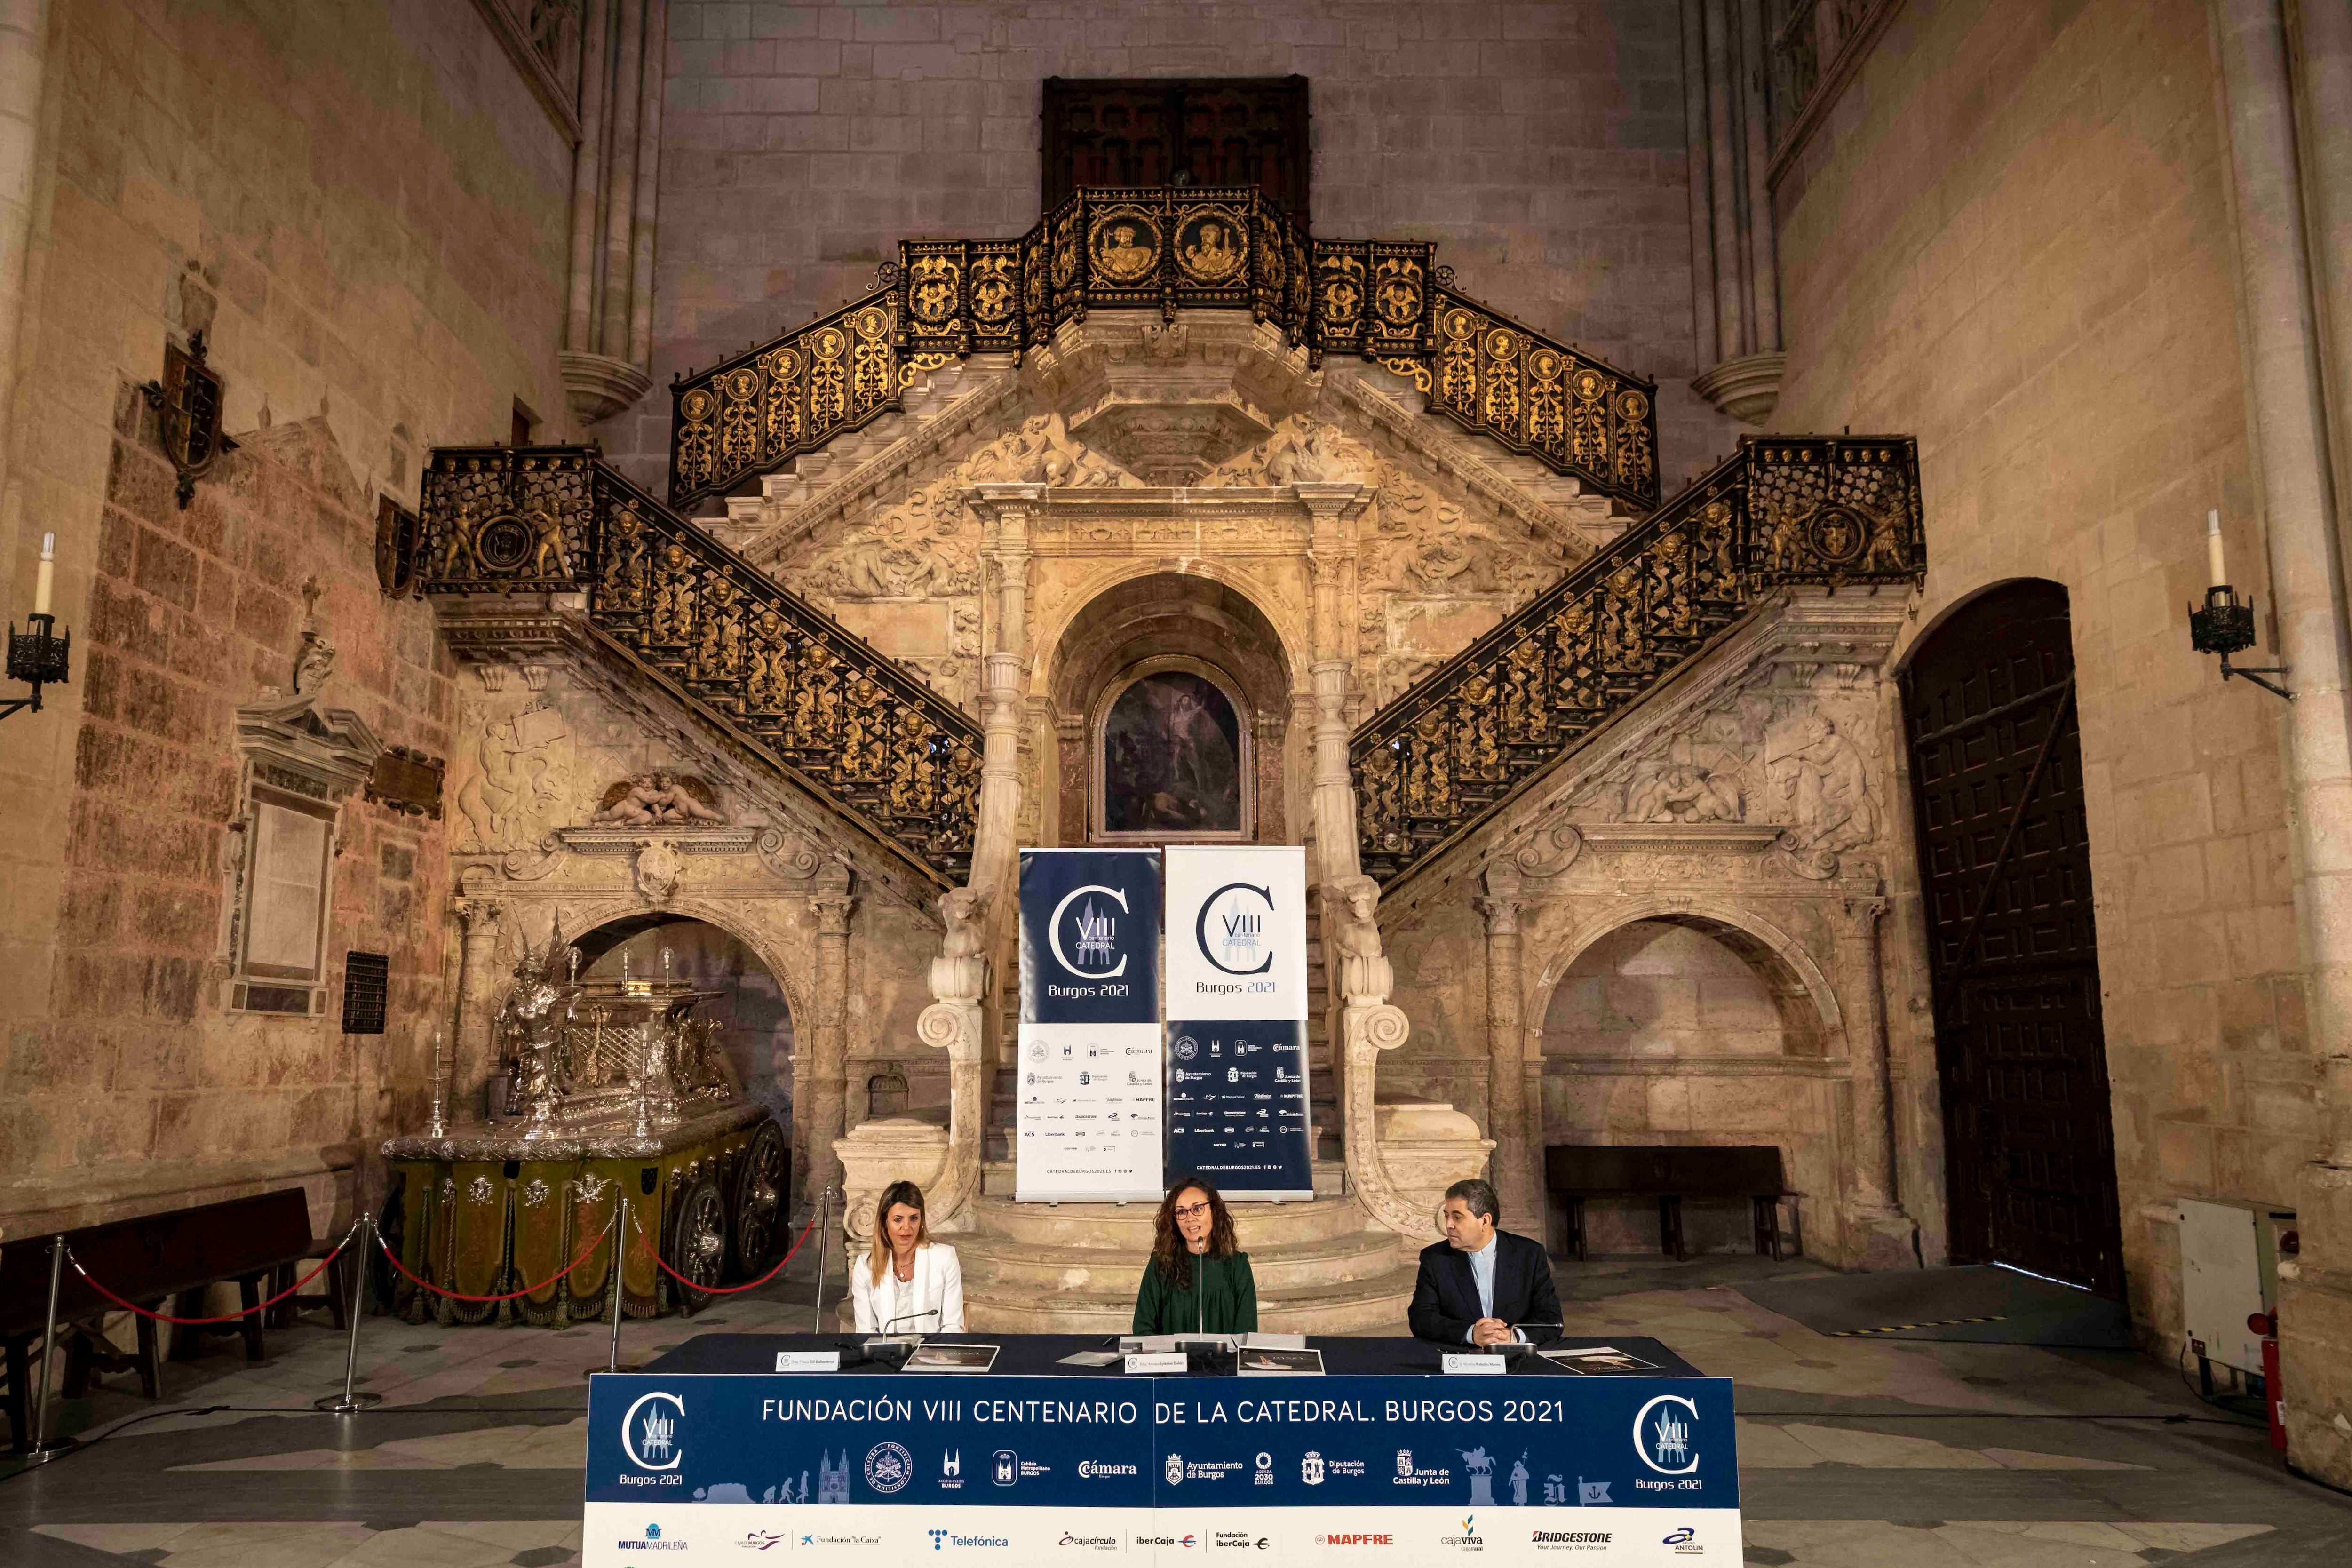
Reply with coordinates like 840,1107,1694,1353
1902,581,2123,1298
1043,78,1310,214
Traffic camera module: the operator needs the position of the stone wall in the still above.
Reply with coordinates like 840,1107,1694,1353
1770,0,2293,1343
0,0,578,1229
0,403,457,1229
599,0,1746,491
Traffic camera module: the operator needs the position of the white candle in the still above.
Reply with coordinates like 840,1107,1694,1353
32,531,54,617
2207,509,2227,589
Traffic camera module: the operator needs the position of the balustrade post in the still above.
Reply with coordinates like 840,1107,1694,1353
805,868,857,1209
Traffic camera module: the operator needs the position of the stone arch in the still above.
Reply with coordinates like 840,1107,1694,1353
1031,558,1310,701
1528,896,1843,1047
1039,568,1301,844
1891,575,2074,677
1525,897,1849,1256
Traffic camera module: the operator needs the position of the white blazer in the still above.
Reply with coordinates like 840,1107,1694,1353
850,1242,965,1333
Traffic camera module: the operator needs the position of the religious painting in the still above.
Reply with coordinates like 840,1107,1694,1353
1096,666,1249,837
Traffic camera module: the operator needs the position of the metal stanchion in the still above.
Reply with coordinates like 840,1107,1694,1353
591,1195,637,1377
809,1186,835,1333
315,1217,383,1413
20,1235,80,1463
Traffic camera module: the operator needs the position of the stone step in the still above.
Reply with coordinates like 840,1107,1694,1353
957,1229,1405,1296
962,1264,1421,1336
965,1183,1368,1248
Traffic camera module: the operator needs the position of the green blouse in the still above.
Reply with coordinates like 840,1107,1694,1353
1132,1250,1258,1336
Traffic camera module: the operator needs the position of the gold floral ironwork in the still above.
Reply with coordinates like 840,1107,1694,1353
421,446,983,882
667,187,1659,512
1351,438,1924,884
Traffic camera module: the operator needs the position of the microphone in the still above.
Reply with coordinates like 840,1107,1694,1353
882,1308,940,1334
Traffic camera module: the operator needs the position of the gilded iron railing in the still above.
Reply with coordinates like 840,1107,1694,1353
667,185,1658,512
1351,437,1923,883
419,445,984,882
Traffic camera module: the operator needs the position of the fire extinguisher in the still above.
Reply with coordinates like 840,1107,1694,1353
2249,1310,2285,1451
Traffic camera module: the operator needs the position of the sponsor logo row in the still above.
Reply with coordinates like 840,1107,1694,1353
609,1519,1709,1557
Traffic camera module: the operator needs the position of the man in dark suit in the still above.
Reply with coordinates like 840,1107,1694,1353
1407,1178,1563,1346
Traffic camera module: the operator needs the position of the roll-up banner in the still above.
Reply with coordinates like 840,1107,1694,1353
1163,845,1313,1199
1016,848,1164,1202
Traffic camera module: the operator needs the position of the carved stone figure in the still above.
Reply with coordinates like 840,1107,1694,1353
962,411,1140,488
930,885,990,1004
1768,712,1876,877
1327,874,1395,1005
1200,416,1372,486
1620,711,1755,823
455,702,570,851
590,770,728,828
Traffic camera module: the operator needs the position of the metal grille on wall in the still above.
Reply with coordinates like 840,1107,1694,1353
415,446,984,883
342,951,390,1035
667,186,1659,515
1351,437,1925,884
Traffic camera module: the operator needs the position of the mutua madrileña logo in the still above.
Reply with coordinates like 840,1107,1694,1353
619,1523,686,1552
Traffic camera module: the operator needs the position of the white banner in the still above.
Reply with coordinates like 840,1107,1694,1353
1165,845,1309,1020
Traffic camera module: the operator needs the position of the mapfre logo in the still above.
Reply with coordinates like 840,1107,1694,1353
1196,881,1274,975
620,1391,684,1470
1315,1534,1395,1548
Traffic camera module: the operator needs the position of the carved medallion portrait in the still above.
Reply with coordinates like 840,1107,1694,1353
1095,665,1249,838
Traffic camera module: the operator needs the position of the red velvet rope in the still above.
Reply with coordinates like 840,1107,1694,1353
635,1210,818,1297
68,1228,357,1326
376,1216,615,1304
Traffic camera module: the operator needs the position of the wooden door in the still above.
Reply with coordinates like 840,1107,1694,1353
1901,581,2124,1297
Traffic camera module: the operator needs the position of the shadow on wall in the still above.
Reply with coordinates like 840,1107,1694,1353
575,915,796,1136
1539,918,1834,1256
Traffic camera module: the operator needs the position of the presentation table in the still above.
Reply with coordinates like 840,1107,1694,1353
584,1333,1739,1565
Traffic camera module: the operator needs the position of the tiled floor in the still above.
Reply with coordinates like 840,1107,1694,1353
6,1252,2350,1565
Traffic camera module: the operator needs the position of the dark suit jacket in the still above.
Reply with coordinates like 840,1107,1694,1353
1407,1230,1562,1345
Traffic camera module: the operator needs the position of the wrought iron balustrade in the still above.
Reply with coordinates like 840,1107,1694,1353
418,445,984,882
1350,436,1923,884
667,185,1659,512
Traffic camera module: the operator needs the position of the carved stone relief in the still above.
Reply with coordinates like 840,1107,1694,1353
451,675,573,854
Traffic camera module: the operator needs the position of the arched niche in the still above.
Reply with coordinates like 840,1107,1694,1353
1093,656,1252,839
572,912,797,1142
1530,907,1839,1258
1043,572,1295,844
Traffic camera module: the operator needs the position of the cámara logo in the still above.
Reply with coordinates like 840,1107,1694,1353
1633,1394,1700,1476
1196,882,1274,975
1049,885,1130,978
620,1391,684,1471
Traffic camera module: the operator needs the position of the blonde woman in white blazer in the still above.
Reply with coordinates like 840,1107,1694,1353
850,1180,965,1333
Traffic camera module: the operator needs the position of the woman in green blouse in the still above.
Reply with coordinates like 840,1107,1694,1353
1131,1175,1258,1335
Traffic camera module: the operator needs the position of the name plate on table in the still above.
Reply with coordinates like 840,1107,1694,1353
774,1350,842,1372
1124,1351,1190,1374
1442,1353,1509,1375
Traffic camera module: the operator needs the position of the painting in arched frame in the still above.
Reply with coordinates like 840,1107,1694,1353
1093,661,1251,839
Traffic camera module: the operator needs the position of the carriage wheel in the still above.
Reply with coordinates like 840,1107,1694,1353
667,1176,729,1310
731,1121,788,1277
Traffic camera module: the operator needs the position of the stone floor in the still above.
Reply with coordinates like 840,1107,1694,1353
4,1251,2349,1565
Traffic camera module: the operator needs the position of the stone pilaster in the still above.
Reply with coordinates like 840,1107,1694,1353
1835,893,1915,1269
969,484,1043,905
1477,859,1533,1224
452,899,503,1118
804,866,856,1211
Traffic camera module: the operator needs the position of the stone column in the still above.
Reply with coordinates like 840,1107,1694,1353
1476,860,1533,1223
2213,0,2352,1490
1296,482,1371,880
804,866,856,1210
452,899,504,1119
1700,0,1745,361
968,484,1043,904
1834,893,1915,1269
2300,0,2352,520
1678,0,1718,370
0,0,51,560
1297,480,1370,1117
624,0,667,370
559,0,660,424
561,0,612,352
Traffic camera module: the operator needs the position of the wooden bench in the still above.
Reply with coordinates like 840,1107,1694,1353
1544,1145,1795,1262
1,1188,340,1453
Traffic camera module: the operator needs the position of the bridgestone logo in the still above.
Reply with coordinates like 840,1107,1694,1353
1532,1532,1613,1544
